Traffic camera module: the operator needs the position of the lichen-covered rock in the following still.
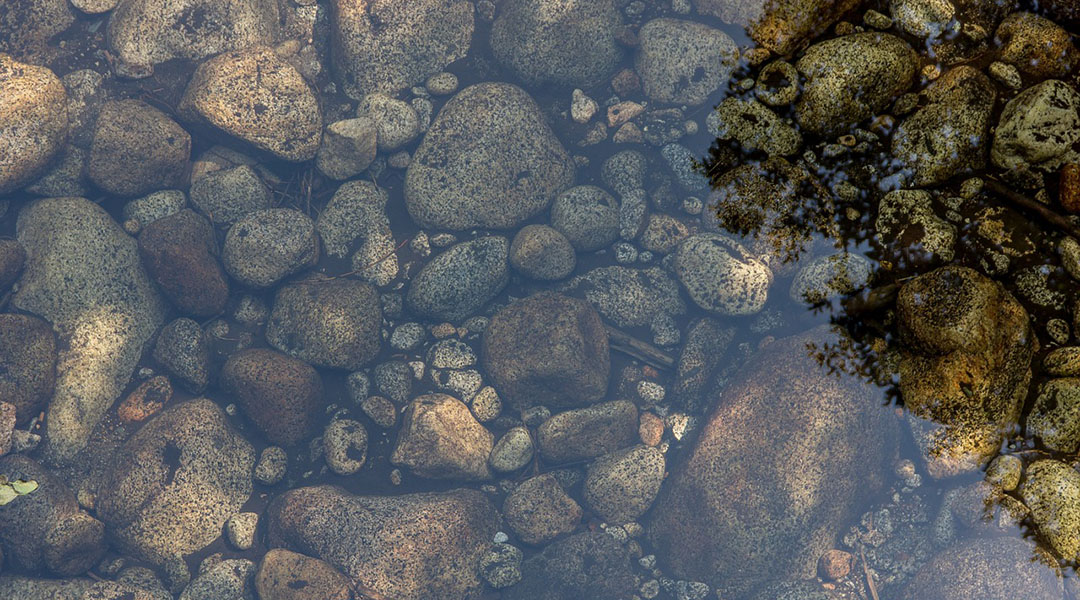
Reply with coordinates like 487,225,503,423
560,266,686,327
647,327,899,597
316,180,398,286
795,33,918,136
96,399,254,564
503,532,637,600
0,55,68,195
14,197,165,466
330,0,474,98
138,209,229,317
991,79,1080,173
88,99,191,197
405,82,574,230
491,0,623,88
1027,378,1080,453
509,225,576,281
406,237,510,322
692,0,861,55
0,314,55,424
673,234,773,316
255,549,352,600
537,400,638,464
583,445,664,524
222,208,319,288
635,18,738,106
503,473,582,545
897,266,1034,478
876,190,957,264
221,348,323,446
179,47,322,162
1021,459,1080,561
267,486,499,600
482,292,610,411
266,279,382,370
390,394,493,481
901,536,1061,599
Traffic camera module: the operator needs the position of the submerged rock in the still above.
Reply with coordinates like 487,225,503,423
1027,378,1080,453
504,473,582,545
673,234,773,316
503,532,637,600
997,11,1080,80
537,400,638,464
1021,459,1080,561
390,393,494,481
0,314,56,424
255,549,353,600
222,208,320,288
509,225,576,281
405,236,510,322
991,79,1080,174
88,99,191,197
222,349,323,446
561,266,686,328
583,445,665,524
692,0,860,55
901,536,1061,599
0,55,68,195
316,180,398,286
138,209,229,317
266,279,382,370
635,18,738,106
876,190,957,264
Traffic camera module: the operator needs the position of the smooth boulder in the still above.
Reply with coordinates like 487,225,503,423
0,55,68,195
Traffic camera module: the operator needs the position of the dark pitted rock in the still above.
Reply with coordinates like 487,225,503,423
116,375,173,424
900,536,1061,600
997,12,1080,80
0,55,69,195
189,165,273,226
503,531,637,600
152,318,211,394
875,190,957,264
266,279,382,370
139,209,229,317
509,224,576,281
322,419,368,476
647,326,899,598
504,473,582,545
692,0,861,55
583,445,665,524
491,0,623,88
222,208,320,289
390,393,493,481
14,197,166,466
0,314,55,424
406,236,510,322
537,400,638,464
0,455,105,576
107,0,280,76
255,549,352,600
97,399,254,564
267,485,499,600
0,239,25,291
331,0,473,98
482,292,609,411
222,348,323,446
635,18,738,106
897,266,1034,478
179,47,322,162
88,99,191,197
405,82,575,230
795,33,918,136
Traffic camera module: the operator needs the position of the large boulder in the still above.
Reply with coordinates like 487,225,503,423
405,82,575,230
635,18,738,106
0,54,68,195
267,486,499,600
482,292,610,412
900,537,1061,599
13,197,165,466
647,326,899,597
0,1,76,64
266,279,382,370
896,266,1034,478
692,0,861,55
96,399,254,564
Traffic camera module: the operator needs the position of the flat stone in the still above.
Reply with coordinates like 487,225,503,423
504,473,582,545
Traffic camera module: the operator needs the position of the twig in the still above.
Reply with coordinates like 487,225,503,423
605,325,675,370
305,236,411,283
984,178,1080,241
859,547,880,600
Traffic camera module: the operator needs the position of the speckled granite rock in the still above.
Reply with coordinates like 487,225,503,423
406,237,510,322
673,234,773,316
635,18,738,106
391,394,493,481
255,549,353,600
266,279,382,370
222,349,323,446
0,314,56,424
87,99,191,197
692,0,861,55
0,55,68,195
901,536,1061,599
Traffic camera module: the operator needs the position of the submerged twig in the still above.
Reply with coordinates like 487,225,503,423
605,325,676,370
984,178,1080,241
859,547,880,600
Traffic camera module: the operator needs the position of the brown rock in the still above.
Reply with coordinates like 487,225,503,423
87,99,191,197
1061,163,1080,214
255,549,352,600
390,393,493,481
222,348,323,446
639,411,664,446
693,0,861,55
0,1,76,64
0,54,69,195
504,473,582,545
997,11,1080,80
611,68,640,96
0,239,26,291
138,209,229,317
818,549,852,580
117,376,172,424
0,314,56,424
537,400,638,464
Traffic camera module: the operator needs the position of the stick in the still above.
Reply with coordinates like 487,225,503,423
605,325,676,370
859,547,880,600
984,178,1080,240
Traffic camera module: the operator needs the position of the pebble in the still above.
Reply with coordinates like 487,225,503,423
323,419,369,475
818,549,853,580
985,454,1022,491
571,89,599,124
471,386,503,422
222,209,319,288
426,72,459,96
122,190,186,229
390,322,426,351
225,513,257,550
361,395,397,428
375,361,413,404
989,61,1023,90
255,446,288,485
489,426,534,473
346,371,371,404
316,117,378,180
509,224,577,281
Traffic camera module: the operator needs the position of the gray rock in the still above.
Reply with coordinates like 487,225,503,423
14,197,165,465
406,236,509,322
991,79,1080,173
123,190,187,228
330,0,474,98
875,190,957,263
504,473,582,545
391,393,494,480
406,82,575,230
0,55,68,195
491,0,623,87
550,186,620,252
900,536,1061,600
427,339,477,369
673,234,773,315
179,559,256,600
189,165,272,226
152,318,211,393
88,99,191,197
750,581,857,600
672,318,734,411
222,208,319,288
504,532,637,600
375,361,413,403
479,544,523,589
317,180,398,286
710,97,802,157
789,252,874,304
618,189,649,240
489,426,534,473
390,322,426,351
266,279,382,370
584,445,664,524
561,266,686,327
0,314,56,424
97,399,254,564
1020,460,1080,561
254,446,287,485
601,150,646,197
635,18,738,106
538,400,638,464
316,117,378,180
267,486,499,600
509,224,576,281
357,93,421,151
795,33,918,136
226,513,258,550
426,72,459,96
1028,378,1080,454
660,143,709,192
323,418,368,475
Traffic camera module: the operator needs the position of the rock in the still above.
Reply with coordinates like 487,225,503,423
571,89,599,124
509,225,576,280
0,314,56,424
561,266,686,327
890,0,955,38
139,210,229,317
892,66,996,187
583,445,664,524
222,209,319,288
647,327,899,597
479,543,523,589
152,319,210,394
819,551,853,581
1028,378,1080,453
316,118,377,180
0,240,26,291
750,581,857,600
602,150,646,196
117,375,173,424
255,549,352,600
267,486,498,600
901,536,1061,599
673,234,773,315
504,473,582,545
991,79,1080,174
330,0,474,98
795,33,918,136
266,279,382,370
226,513,258,550
179,559,256,600
550,186,620,252
537,400,638,464
14,197,165,465
491,0,623,87
221,349,323,446
189,165,272,226
88,99,190,197
390,393,493,480
876,190,957,264
426,72,459,95
0,455,105,576
503,532,637,600
97,399,254,564
107,0,280,76
316,180,398,286
897,267,1034,478
123,190,187,229
711,97,802,157
323,419,368,475
0,55,68,195
361,396,397,428
997,12,1079,80
672,319,734,411
356,93,420,152
405,82,575,230
692,0,860,55
482,292,610,411
789,253,874,304
640,214,690,254
1046,347,1080,376
635,18,738,106
255,447,288,486
405,237,509,321
374,361,413,403
0,1,76,65
179,47,322,162
489,426,534,473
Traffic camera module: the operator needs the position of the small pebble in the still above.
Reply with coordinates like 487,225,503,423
226,513,258,550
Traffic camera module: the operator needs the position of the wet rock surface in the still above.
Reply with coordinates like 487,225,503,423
635,18,738,106
266,279,382,370
0,55,69,195
390,393,494,481
900,536,1062,599
0,314,56,424
221,349,323,446
406,236,510,322
88,100,191,197
138,210,229,317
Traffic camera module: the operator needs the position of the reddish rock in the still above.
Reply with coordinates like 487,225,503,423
1061,163,1080,214
117,376,172,423
611,68,640,96
256,548,353,600
0,314,56,424
693,0,861,55
818,549,852,580
639,411,664,447
222,348,323,446
138,209,229,316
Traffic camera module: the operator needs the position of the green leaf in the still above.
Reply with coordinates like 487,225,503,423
11,480,37,495
0,486,16,505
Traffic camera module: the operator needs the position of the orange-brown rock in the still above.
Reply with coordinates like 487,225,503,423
117,376,173,423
